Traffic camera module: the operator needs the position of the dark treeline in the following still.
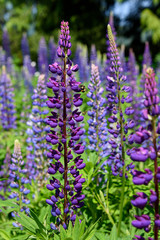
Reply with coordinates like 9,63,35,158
0,0,160,65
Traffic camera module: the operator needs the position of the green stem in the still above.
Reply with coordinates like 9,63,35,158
117,73,126,237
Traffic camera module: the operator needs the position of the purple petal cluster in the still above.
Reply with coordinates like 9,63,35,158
142,42,152,67
0,150,11,199
9,140,30,219
2,29,11,60
106,24,134,176
38,37,48,79
73,43,89,82
129,67,160,239
22,55,35,93
21,33,30,59
46,21,85,229
87,64,108,159
0,66,16,129
26,74,50,186
48,37,57,65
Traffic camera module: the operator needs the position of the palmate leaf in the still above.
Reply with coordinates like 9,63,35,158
14,211,48,240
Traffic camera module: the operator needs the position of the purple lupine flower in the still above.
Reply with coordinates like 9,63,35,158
106,25,134,176
0,149,11,199
48,37,57,65
105,11,117,78
87,64,108,160
90,44,97,65
0,66,16,129
22,55,35,93
119,44,127,75
142,42,152,67
26,74,50,187
127,48,139,126
38,37,48,80
107,24,135,237
2,29,11,59
46,21,85,229
73,44,89,82
130,67,160,239
21,33,30,59
0,47,6,68
9,140,30,222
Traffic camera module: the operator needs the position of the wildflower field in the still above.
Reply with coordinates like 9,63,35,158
0,13,160,240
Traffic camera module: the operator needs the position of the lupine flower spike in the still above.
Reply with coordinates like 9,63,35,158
0,66,16,129
129,67,160,240
9,140,30,227
87,64,108,161
107,24,135,237
46,21,85,230
26,74,50,187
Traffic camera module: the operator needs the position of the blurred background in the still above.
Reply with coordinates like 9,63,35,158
0,0,160,66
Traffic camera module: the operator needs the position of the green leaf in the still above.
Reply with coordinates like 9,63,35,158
110,224,117,240
0,200,19,208
79,220,85,237
54,234,60,240
0,229,10,240
39,205,50,223
67,221,72,237
14,213,37,234
72,217,80,239
59,225,67,239
29,210,46,232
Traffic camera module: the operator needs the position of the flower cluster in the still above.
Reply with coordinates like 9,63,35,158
128,67,160,240
0,149,11,200
0,66,16,129
142,42,152,67
38,37,48,79
74,43,89,82
87,64,108,160
127,48,139,126
46,21,85,230
2,29,11,60
106,24,134,176
48,37,57,65
21,33,30,59
9,140,30,224
26,74,50,187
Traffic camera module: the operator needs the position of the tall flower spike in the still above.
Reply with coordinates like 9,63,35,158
0,148,11,200
38,37,48,80
142,42,152,67
26,74,50,187
9,140,30,227
90,44,97,65
46,21,85,230
2,29,11,60
0,66,16,129
87,64,108,160
21,33,30,59
127,48,139,126
129,67,160,240
48,37,57,65
107,24,135,237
